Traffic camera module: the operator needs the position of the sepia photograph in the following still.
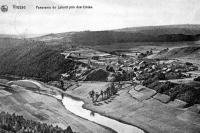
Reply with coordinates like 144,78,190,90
0,0,200,133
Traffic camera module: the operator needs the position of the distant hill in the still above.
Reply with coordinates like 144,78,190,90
0,38,25,49
0,34,21,38
34,24,200,46
34,32,74,42
70,31,200,45
0,34,46,38
116,24,200,35
151,46,200,59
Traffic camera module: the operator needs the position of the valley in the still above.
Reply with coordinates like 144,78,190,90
1,24,200,133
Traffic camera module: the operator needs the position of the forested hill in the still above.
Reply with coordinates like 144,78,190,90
0,41,78,82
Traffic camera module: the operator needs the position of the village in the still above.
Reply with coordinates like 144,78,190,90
1,44,200,133
54,46,200,107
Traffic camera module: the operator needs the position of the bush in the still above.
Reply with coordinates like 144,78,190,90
165,72,182,80
154,81,175,93
146,81,175,94
194,76,200,82
167,84,198,104
137,72,152,81
106,65,115,73
154,72,166,80
177,90,198,104
185,62,193,66
146,80,160,88
84,69,109,81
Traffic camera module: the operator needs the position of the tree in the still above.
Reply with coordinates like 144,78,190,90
60,80,64,90
194,76,200,82
95,92,100,102
100,90,104,100
110,82,115,95
89,90,95,102
103,89,108,99
64,126,73,133
106,65,115,73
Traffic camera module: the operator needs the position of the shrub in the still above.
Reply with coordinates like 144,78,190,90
168,84,198,104
84,69,109,81
177,90,198,104
154,81,175,93
165,72,182,80
194,76,200,82
146,80,160,88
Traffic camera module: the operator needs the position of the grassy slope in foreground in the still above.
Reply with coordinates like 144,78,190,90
0,80,115,133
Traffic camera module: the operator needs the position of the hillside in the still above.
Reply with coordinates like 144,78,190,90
151,46,200,59
116,24,200,35
0,42,79,81
33,24,200,46
70,31,200,45
0,38,25,49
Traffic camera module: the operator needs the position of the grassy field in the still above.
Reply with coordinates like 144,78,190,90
66,81,200,133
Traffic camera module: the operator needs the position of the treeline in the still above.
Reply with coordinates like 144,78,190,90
0,111,74,133
142,73,200,106
88,83,118,103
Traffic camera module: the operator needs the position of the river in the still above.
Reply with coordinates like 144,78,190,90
62,96,144,133
19,79,144,133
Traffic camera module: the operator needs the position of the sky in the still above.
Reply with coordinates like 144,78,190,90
0,0,200,35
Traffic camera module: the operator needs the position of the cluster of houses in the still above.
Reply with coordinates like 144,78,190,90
58,47,200,106
134,60,198,81
60,47,198,84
